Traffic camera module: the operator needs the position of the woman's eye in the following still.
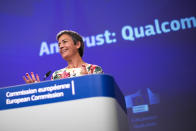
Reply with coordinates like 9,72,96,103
63,40,67,43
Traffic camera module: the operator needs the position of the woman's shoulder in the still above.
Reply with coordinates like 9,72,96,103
86,63,104,74
51,67,71,80
53,67,66,74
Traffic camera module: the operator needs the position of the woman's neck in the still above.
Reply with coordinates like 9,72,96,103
66,55,85,68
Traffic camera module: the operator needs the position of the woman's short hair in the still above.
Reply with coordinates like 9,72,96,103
56,30,84,57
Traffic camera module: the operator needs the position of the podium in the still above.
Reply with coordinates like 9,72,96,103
0,74,129,131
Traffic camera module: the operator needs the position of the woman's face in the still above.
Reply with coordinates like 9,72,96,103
58,34,80,60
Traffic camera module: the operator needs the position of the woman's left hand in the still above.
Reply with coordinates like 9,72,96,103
80,64,88,75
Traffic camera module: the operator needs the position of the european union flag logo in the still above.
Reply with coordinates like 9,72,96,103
125,88,160,113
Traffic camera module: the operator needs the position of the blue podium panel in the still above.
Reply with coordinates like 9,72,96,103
0,74,129,131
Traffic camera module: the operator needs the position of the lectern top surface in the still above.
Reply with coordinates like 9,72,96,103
0,74,126,112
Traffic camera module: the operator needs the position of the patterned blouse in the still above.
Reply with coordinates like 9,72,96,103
51,64,103,80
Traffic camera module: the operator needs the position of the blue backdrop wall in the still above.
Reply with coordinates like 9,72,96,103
0,0,195,131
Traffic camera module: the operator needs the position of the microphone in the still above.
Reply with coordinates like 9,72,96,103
43,70,52,80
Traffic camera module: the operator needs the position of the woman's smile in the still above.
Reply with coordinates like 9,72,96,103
61,48,68,53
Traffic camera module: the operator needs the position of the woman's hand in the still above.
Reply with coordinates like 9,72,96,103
80,64,88,75
23,72,40,83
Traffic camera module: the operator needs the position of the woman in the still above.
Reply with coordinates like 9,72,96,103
23,30,103,83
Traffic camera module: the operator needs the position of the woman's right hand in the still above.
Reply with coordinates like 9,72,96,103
23,72,40,83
